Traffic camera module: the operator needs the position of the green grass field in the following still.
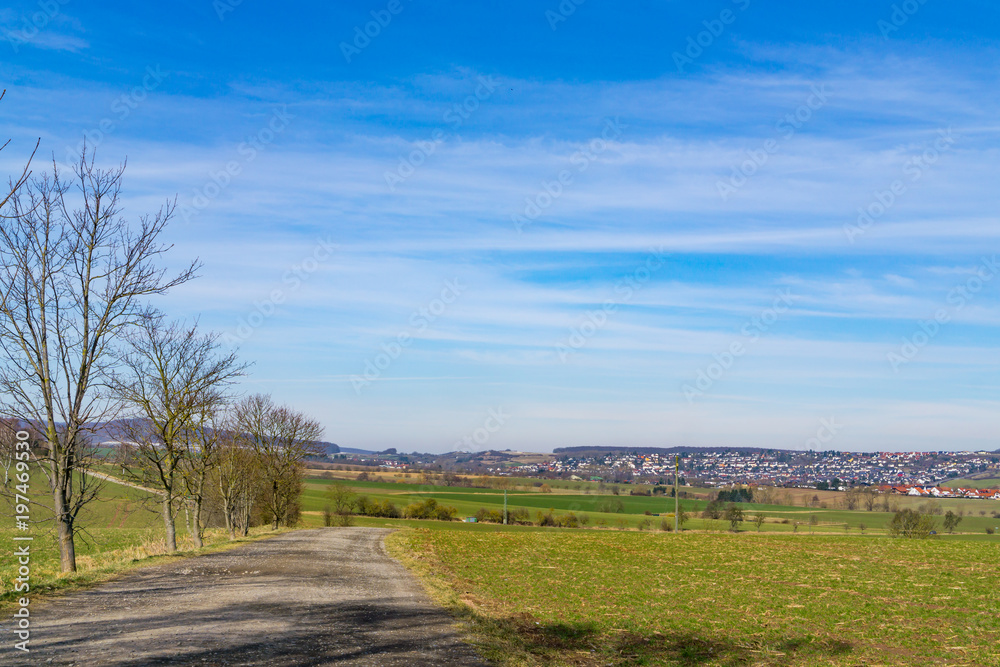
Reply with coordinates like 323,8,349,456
943,477,1000,489
301,475,1000,535
388,527,1000,666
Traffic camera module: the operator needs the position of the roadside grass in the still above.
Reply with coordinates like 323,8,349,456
387,527,1000,667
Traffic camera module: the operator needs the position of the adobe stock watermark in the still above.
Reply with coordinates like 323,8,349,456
545,0,586,30
10,429,32,653
59,65,167,168
511,117,626,234
339,0,410,63
178,105,294,223
222,237,337,347
351,278,466,394
213,0,243,21
682,289,797,401
878,0,930,39
555,246,668,362
453,407,510,452
805,417,843,450
384,75,498,192
844,127,955,244
673,0,751,73
717,84,830,201
887,255,998,372
3,0,71,54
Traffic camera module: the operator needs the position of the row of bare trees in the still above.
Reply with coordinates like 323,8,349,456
0,113,323,572
116,389,323,550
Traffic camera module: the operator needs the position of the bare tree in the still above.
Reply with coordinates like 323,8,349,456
753,485,776,505
0,152,197,571
844,487,860,511
111,314,246,552
216,431,263,538
232,394,322,529
862,487,878,512
179,407,225,547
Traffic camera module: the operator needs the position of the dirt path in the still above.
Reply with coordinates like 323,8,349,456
23,528,489,666
83,469,163,495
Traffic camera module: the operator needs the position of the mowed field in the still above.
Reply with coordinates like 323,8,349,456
388,528,1000,667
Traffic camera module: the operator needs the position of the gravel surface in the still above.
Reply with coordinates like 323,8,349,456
20,528,489,666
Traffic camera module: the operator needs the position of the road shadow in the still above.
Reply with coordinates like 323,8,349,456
38,598,487,666
459,613,854,666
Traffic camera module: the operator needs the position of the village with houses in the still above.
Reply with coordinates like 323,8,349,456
335,446,1000,499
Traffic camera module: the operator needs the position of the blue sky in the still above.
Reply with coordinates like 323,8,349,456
2,1,999,452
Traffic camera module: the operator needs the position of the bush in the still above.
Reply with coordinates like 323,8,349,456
596,498,625,513
353,496,400,518
986,527,995,535
403,498,456,521
637,518,652,531
660,517,674,532
888,509,936,539
536,510,557,527
475,508,504,523
510,507,531,525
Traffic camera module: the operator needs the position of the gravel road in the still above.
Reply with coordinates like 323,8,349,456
20,528,489,666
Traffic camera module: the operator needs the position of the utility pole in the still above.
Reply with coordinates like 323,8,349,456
503,488,508,525
674,455,680,532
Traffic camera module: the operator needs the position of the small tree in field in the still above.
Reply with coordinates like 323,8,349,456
888,509,936,539
725,503,744,532
676,504,689,530
753,512,766,532
942,510,962,534
327,483,355,527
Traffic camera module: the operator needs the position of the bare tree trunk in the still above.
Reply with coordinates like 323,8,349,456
239,495,251,537
220,475,237,539
162,493,177,552
54,489,77,572
190,469,205,548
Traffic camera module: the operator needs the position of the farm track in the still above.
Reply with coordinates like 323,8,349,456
24,528,489,666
